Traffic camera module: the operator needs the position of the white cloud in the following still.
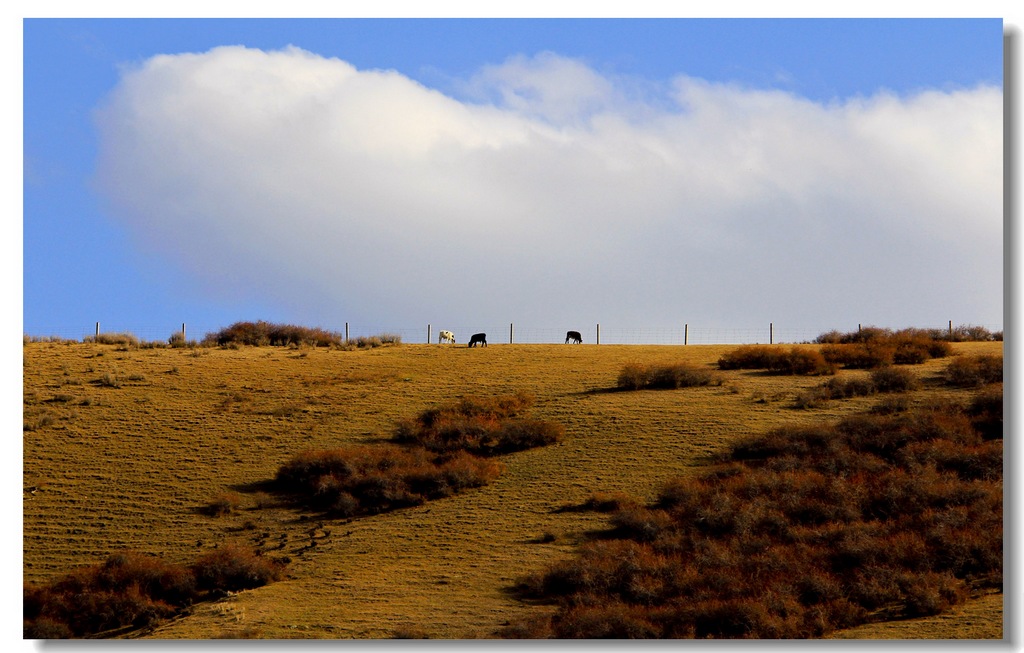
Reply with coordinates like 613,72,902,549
92,46,1002,333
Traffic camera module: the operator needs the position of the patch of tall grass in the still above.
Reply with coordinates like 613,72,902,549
84,332,140,347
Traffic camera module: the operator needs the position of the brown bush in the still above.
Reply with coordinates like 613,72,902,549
944,355,1003,387
85,332,140,347
818,328,955,369
191,544,285,592
718,346,833,375
966,384,1003,439
203,321,343,347
505,398,1001,639
869,366,919,393
617,362,719,390
821,342,896,369
392,393,562,456
202,491,242,517
24,547,283,638
275,445,503,516
616,363,650,390
718,345,784,370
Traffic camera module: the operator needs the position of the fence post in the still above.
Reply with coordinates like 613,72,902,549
684,323,688,346
596,323,601,345
510,323,514,345
95,322,100,339
345,322,349,342
427,324,431,344
182,323,186,342
949,320,953,338
770,322,774,345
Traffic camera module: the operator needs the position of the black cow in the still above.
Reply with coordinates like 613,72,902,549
468,333,487,347
565,330,582,344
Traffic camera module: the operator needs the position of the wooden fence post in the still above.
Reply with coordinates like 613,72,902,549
345,323,349,342
510,323,514,344
596,323,601,345
427,324,431,344
95,322,99,339
770,322,774,345
684,323,688,346
182,323,186,342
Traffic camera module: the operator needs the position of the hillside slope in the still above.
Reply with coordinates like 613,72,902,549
22,341,1002,639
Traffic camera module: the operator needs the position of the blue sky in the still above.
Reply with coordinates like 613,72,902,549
19,15,1007,344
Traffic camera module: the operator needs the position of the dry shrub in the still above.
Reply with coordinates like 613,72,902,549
191,544,285,592
582,491,641,513
609,506,675,542
966,384,1002,439
718,346,833,375
869,366,919,393
24,547,284,638
821,342,895,369
718,345,781,370
553,602,662,638
616,363,650,390
393,393,562,455
818,328,954,369
203,321,343,347
944,355,1003,387
275,445,502,516
202,491,242,517
506,390,1002,639
85,332,140,347
617,362,718,390
338,334,403,350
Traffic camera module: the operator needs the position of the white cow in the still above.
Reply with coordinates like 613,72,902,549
439,330,456,344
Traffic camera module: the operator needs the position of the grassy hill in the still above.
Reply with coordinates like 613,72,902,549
22,339,1002,639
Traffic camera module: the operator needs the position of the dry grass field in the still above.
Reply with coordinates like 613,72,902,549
22,339,1003,639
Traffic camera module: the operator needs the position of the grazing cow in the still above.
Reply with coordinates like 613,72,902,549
565,330,583,344
439,330,456,344
468,333,487,347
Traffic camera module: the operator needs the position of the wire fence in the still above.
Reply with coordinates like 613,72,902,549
22,321,1004,347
